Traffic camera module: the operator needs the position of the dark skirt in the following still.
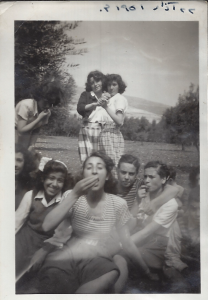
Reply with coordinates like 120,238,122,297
16,223,50,278
39,236,119,293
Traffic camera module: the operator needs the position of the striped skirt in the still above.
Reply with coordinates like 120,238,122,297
98,123,124,170
78,122,102,164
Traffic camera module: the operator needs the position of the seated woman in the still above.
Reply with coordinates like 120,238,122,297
15,159,70,282
15,143,37,210
38,152,156,294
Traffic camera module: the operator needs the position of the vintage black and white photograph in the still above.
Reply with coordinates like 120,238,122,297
0,1,207,298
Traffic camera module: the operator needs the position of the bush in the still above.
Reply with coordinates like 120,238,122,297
39,107,80,136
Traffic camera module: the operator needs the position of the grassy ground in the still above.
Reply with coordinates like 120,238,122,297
36,135,199,191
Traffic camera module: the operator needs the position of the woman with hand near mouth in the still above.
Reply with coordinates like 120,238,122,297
98,74,128,172
38,151,153,294
15,159,70,280
15,82,63,150
77,70,109,164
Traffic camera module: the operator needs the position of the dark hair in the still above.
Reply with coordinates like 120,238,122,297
189,166,200,188
15,143,37,187
34,82,63,106
83,151,117,193
35,160,71,193
85,70,106,92
118,154,140,173
167,166,176,181
144,161,170,181
105,74,127,94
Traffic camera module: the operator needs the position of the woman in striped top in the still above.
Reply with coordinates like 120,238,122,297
39,151,155,293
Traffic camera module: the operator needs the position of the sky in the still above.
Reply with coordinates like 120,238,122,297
64,21,198,106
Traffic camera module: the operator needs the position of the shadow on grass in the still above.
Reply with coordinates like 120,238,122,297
158,149,196,153
39,136,57,140
35,147,70,152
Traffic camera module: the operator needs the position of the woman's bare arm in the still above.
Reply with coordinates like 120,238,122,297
42,176,99,232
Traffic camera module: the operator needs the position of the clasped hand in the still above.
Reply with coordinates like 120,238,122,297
137,186,156,215
38,109,51,120
97,92,111,108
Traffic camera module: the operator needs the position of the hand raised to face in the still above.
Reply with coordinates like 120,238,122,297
73,175,99,197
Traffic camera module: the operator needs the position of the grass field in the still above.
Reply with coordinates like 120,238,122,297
36,135,199,192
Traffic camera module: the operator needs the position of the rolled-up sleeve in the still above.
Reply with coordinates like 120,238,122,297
153,199,178,228
115,95,128,115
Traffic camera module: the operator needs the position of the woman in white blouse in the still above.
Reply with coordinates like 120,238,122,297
98,74,128,173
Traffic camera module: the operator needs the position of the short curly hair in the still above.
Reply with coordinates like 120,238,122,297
144,161,170,181
85,70,106,92
105,74,127,94
34,81,63,106
118,154,140,173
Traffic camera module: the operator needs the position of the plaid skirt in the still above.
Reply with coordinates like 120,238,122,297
98,123,124,168
78,122,102,164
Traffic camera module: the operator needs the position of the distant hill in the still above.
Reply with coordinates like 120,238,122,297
125,95,170,116
69,86,170,123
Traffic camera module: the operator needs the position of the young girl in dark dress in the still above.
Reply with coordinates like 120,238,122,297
15,159,69,280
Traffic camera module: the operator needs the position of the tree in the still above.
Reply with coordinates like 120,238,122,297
163,84,199,151
15,21,87,136
15,21,87,105
121,116,150,142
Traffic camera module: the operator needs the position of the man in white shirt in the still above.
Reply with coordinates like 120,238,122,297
130,161,178,270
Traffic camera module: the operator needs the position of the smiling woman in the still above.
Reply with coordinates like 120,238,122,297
77,70,107,164
15,160,69,281
98,74,128,172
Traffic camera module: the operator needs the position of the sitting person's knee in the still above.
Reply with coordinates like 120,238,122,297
109,269,120,283
113,255,128,271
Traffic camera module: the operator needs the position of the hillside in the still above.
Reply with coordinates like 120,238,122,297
69,86,170,123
